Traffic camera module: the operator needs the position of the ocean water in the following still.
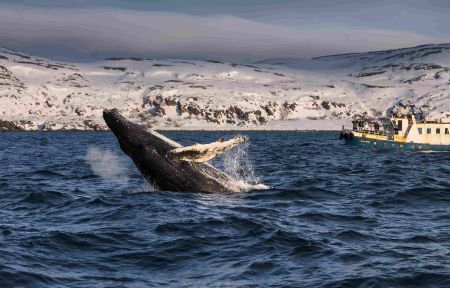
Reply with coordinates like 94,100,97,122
1,131,450,287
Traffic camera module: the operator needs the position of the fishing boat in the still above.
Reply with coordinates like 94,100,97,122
340,114,450,151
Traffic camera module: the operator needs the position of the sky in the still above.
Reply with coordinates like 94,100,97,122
0,0,449,62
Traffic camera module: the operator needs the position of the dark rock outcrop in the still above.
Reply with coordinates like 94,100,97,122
0,120,24,131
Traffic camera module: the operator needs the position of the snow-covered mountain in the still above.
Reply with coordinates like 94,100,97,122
1,44,450,131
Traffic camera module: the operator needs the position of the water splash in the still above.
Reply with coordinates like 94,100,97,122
126,181,156,194
85,147,129,181
217,139,269,190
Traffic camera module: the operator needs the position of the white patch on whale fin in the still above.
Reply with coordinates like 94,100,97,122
167,136,246,163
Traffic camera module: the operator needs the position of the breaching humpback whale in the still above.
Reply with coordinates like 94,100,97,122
103,108,247,192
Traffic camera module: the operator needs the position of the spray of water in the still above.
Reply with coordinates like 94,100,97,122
217,139,269,190
85,147,157,193
125,181,156,194
85,147,130,180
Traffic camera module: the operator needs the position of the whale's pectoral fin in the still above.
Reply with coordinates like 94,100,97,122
167,136,246,162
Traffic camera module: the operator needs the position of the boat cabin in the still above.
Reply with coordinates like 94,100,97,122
391,116,450,145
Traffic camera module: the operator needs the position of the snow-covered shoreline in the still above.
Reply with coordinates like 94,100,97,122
1,44,450,131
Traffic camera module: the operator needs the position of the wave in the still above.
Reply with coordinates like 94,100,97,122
327,273,450,287
235,181,270,192
30,169,66,177
21,190,71,205
296,212,376,224
382,186,450,204
0,268,57,287
334,229,375,240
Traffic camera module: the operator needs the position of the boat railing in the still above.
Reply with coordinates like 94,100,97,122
351,126,389,136
343,124,392,137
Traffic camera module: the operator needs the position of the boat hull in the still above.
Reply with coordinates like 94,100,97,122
344,136,450,152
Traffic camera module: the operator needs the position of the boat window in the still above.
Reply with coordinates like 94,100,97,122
436,128,441,134
427,128,432,134
446,128,449,135
397,120,403,130
418,128,422,134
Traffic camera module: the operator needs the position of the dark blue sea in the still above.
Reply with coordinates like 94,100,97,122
1,131,450,288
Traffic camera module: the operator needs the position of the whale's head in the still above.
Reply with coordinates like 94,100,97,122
103,108,148,157
103,108,176,159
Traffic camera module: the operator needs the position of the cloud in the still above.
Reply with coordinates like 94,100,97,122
0,5,447,61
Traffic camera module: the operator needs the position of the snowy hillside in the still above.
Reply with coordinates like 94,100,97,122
260,43,450,121
1,44,450,131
